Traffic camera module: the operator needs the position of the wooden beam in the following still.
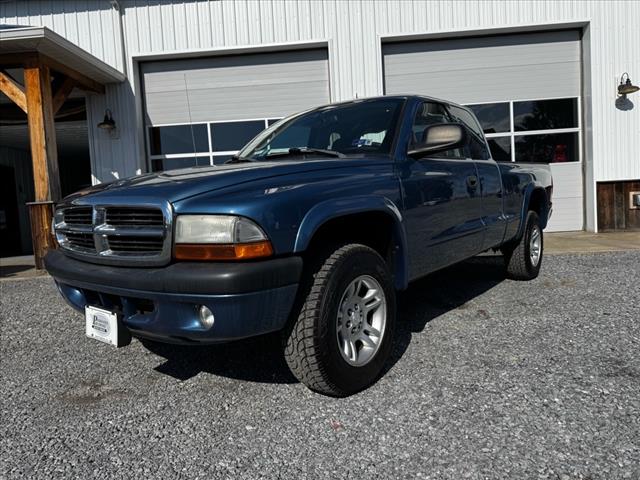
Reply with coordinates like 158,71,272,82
24,62,61,203
52,76,76,115
0,70,27,113
0,52,38,68
40,54,105,94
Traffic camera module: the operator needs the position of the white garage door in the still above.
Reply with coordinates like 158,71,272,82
141,48,330,171
383,30,584,231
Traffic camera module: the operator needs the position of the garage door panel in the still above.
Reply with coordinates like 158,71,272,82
384,31,580,71
145,81,328,124
141,48,328,74
383,31,581,103
143,60,328,94
141,48,329,125
383,30,579,55
385,48,579,78
547,196,584,231
549,163,584,198
385,64,581,104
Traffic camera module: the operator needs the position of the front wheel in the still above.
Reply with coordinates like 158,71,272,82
283,244,396,397
502,210,543,280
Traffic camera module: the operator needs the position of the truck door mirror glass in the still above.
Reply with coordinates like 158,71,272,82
408,123,466,159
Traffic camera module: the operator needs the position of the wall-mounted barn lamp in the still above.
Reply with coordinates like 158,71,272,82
97,109,116,130
618,73,639,96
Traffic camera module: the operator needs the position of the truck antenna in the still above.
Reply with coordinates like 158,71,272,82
183,74,199,165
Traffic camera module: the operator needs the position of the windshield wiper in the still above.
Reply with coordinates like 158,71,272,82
266,147,345,159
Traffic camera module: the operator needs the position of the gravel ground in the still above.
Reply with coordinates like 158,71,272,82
1,251,639,480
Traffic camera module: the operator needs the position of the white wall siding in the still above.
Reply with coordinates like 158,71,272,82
1,0,638,192
86,83,142,184
0,0,124,71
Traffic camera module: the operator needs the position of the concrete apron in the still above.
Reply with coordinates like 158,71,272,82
545,231,640,255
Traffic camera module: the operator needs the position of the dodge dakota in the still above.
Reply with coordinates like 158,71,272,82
45,95,552,396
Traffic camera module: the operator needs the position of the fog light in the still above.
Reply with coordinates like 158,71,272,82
198,305,215,329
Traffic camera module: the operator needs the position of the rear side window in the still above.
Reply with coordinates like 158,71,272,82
447,105,490,160
411,102,465,159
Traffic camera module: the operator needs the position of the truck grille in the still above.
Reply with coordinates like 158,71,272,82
105,207,164,227
54,204,172,266
106,235,164,253
64,232,95,250
62,207,93,226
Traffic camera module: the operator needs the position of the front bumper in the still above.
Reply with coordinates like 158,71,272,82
45,250,302,344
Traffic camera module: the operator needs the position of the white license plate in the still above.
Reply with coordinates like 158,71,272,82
85,306,120,347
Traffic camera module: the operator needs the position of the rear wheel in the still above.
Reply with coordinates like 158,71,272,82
283,244,396,397
502,210,543,280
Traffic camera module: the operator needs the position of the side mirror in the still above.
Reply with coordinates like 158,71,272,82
408,123,466,159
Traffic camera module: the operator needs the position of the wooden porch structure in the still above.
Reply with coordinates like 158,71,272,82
0,26,125,268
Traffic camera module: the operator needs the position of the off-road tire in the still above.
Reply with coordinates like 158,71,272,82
502,210,543,280
283,244,396,397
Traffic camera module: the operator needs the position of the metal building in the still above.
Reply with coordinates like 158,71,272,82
1,0,639,258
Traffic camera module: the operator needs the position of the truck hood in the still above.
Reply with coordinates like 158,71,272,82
61,158,389,206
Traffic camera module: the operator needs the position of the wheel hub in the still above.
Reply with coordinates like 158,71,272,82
336,275,387,367
529,225,542,267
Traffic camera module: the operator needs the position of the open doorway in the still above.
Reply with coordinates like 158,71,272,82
0,84,91,257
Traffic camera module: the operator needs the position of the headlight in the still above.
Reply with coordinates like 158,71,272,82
174,215,273,261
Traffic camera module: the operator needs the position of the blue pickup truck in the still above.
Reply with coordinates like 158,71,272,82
45,95,552,396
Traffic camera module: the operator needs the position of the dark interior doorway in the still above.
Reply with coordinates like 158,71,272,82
0,164,22,256
0,91,91,257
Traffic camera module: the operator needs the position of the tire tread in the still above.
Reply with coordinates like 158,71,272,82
284,244,386,396
503,211,542,281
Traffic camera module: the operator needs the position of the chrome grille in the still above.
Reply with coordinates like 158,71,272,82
62,206,92,226
106,235,164,253
105,207,164,227
54,204,172,266
64,232,95,251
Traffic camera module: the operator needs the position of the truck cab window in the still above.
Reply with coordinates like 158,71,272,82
411,101,465,159
447,105,490,160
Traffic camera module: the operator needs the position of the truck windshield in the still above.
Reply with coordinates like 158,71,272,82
237,98,405,161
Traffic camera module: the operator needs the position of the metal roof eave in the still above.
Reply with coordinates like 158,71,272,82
0,26,125,84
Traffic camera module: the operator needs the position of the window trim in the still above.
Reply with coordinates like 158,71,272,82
146,117,283,170
464,95,582,166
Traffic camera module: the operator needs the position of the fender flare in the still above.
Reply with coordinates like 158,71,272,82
293,195,409,290
517,184,550,238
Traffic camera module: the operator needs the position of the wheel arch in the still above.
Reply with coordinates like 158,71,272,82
517,185,550,238
294,196,409,290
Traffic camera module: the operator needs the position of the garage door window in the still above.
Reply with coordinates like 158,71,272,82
148,118,279,171
210,121,266,152
149,124,209,155
468,97,580,164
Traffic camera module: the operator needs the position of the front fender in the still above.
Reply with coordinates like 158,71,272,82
294,195,409,290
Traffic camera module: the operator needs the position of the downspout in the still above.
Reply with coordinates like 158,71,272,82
110,0,128,78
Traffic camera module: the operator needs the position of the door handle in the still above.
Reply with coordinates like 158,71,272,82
467,175,478,189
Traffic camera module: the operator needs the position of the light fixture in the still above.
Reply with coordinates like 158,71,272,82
97,109,116,130
198,305,215,329
618,73,639,96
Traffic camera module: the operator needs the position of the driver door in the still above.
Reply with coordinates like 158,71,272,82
400,101,485,280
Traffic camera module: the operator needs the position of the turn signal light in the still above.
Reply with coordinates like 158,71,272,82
174,241,274,261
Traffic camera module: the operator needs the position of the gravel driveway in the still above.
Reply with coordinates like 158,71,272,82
1,251,639,479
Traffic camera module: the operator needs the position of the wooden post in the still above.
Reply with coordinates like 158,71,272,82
24,58,61,269
26,201,56,270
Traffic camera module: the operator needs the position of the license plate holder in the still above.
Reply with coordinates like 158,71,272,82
85,305,130,347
